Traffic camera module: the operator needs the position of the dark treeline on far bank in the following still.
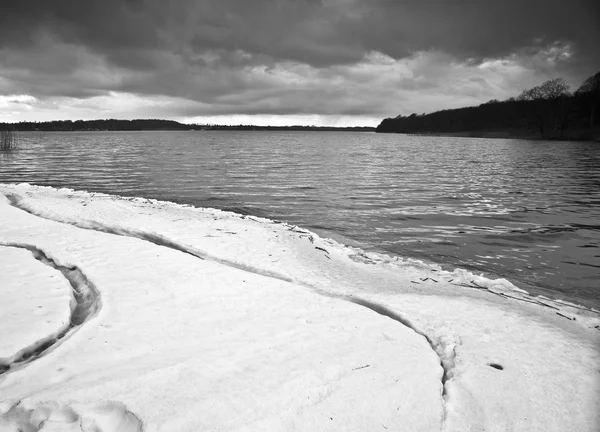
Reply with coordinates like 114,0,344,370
377,71,600,141
0,118,374,133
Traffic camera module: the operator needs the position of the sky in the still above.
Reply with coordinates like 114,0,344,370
0,0,598,126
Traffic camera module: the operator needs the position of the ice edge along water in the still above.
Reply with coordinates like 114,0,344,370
0,185,447,431
1,183,599,432
4,191,456,409
6,184,599,318
1,186,596,396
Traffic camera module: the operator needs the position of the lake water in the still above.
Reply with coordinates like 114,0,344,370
1,131,599,308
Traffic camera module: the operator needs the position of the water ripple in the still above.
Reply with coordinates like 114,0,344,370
1,131,599,307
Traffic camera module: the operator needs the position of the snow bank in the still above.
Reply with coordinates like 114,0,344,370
0,183,598,432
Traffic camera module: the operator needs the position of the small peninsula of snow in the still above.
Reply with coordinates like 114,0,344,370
0,183,598,432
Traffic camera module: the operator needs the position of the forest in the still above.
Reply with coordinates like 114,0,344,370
376,71,600,141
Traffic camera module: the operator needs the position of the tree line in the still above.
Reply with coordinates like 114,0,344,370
376,71,600,141
0,119,192,131
0,119,375,133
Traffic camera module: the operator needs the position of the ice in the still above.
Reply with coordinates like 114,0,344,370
0,183,599,432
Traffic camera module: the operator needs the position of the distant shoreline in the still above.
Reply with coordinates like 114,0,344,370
376,73,600,142
0,119,375,133
11,128,377,133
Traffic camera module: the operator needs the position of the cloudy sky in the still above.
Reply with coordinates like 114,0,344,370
1,0,598,126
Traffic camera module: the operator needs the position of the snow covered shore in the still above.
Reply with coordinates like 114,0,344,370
1,183,599,432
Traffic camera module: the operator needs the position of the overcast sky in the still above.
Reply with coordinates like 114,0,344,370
0,0,598,126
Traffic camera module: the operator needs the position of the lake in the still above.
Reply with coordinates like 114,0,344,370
1,131,599,308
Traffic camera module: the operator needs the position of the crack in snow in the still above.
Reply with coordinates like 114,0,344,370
344,297,456,399
0,243,101,378
6,193,297,285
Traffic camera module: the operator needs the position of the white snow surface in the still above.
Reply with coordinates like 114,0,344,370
0,247,72,360
0,183,599,432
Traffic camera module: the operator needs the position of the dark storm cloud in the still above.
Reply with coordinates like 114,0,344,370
3,0,597,66
0,0,598,118
0,0,158,51
359,0,598,64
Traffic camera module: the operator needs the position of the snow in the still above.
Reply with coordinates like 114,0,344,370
0,183,599,432
0,247,71,361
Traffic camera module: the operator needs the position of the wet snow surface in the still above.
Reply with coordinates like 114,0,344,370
1,183,599,432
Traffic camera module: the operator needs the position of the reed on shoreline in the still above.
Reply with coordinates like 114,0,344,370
0,130,17,151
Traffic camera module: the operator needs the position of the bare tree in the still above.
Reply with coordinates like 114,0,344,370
538,78,570,99
517,88,534,101
576,72,600,94
519,78,570,101
517,78,571,138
